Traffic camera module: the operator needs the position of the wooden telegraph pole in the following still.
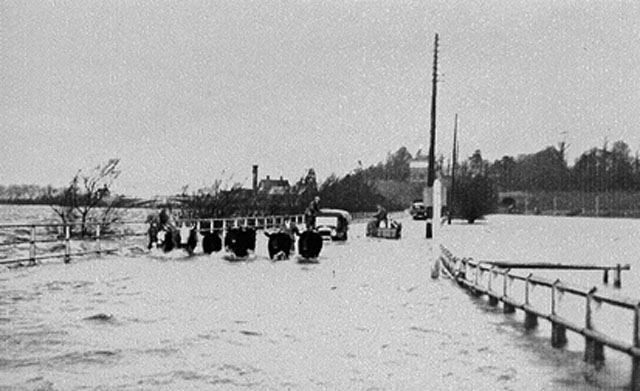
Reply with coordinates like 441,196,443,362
448,114,458,225
426,33,439,238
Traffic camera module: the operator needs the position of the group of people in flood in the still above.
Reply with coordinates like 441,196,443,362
146,196,325,260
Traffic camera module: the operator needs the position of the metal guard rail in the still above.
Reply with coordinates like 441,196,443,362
440,245,640,390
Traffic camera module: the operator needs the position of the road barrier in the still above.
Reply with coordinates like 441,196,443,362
439,245,640,390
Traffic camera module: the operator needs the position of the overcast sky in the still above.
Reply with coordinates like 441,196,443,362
2,0,639,198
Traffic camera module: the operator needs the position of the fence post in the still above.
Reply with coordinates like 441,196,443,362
64,225,71,263
119,223,125,253
524,273,531,304
503,269,515,314
488,266,499,306
96,224,101,256
524,273,538,330
584,287,605,364
551,279,567,348
29,225,36,265
463,258,469,282
472,263,482,296
614,264,622,289
632,302,640,391
451,256,461,280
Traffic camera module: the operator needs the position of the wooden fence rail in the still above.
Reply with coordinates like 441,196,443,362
439,245,640,391
0,214,305,266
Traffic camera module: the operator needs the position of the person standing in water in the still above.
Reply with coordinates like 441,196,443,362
304,196,321,230
159,207,175,230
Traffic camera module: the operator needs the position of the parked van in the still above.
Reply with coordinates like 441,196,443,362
315,209,351,241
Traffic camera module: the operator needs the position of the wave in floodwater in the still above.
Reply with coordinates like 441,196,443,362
1,206,638,390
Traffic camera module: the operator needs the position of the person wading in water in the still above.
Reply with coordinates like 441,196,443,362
304,196,321,230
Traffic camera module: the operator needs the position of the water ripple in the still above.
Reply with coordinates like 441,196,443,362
3,349,120,370
239,330,262,337
82,313,115,324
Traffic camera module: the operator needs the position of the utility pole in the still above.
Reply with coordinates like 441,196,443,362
426,33,439,239
427,33,438,187
448,114,458,225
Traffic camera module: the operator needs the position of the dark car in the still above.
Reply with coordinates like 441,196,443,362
315,208,351,241
410,200,428,220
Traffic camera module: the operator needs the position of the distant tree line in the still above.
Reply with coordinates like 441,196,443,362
336,139,640,220
0,184,60,204
0,182,139,207
179,167,389,218
5,140,639,221
177,171,320,219
488,140,640,192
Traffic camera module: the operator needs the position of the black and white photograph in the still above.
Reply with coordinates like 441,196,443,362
2,1,640,389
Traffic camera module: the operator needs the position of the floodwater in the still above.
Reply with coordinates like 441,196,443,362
2,205,639,390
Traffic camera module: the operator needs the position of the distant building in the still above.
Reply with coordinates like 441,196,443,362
258,175,291,195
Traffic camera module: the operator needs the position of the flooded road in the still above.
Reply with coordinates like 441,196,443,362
1,212,635,390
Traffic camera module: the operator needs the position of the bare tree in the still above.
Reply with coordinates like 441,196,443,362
74,159,121,236
50,179,79,236
51,159,122,237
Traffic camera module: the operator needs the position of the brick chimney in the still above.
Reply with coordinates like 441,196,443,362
252,165,258,192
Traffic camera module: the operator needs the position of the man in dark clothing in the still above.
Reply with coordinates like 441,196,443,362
374,204,388,228
159,208,172,229
304,196,321,230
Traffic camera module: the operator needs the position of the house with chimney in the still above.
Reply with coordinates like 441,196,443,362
251,165,291,195
258,175,291,195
